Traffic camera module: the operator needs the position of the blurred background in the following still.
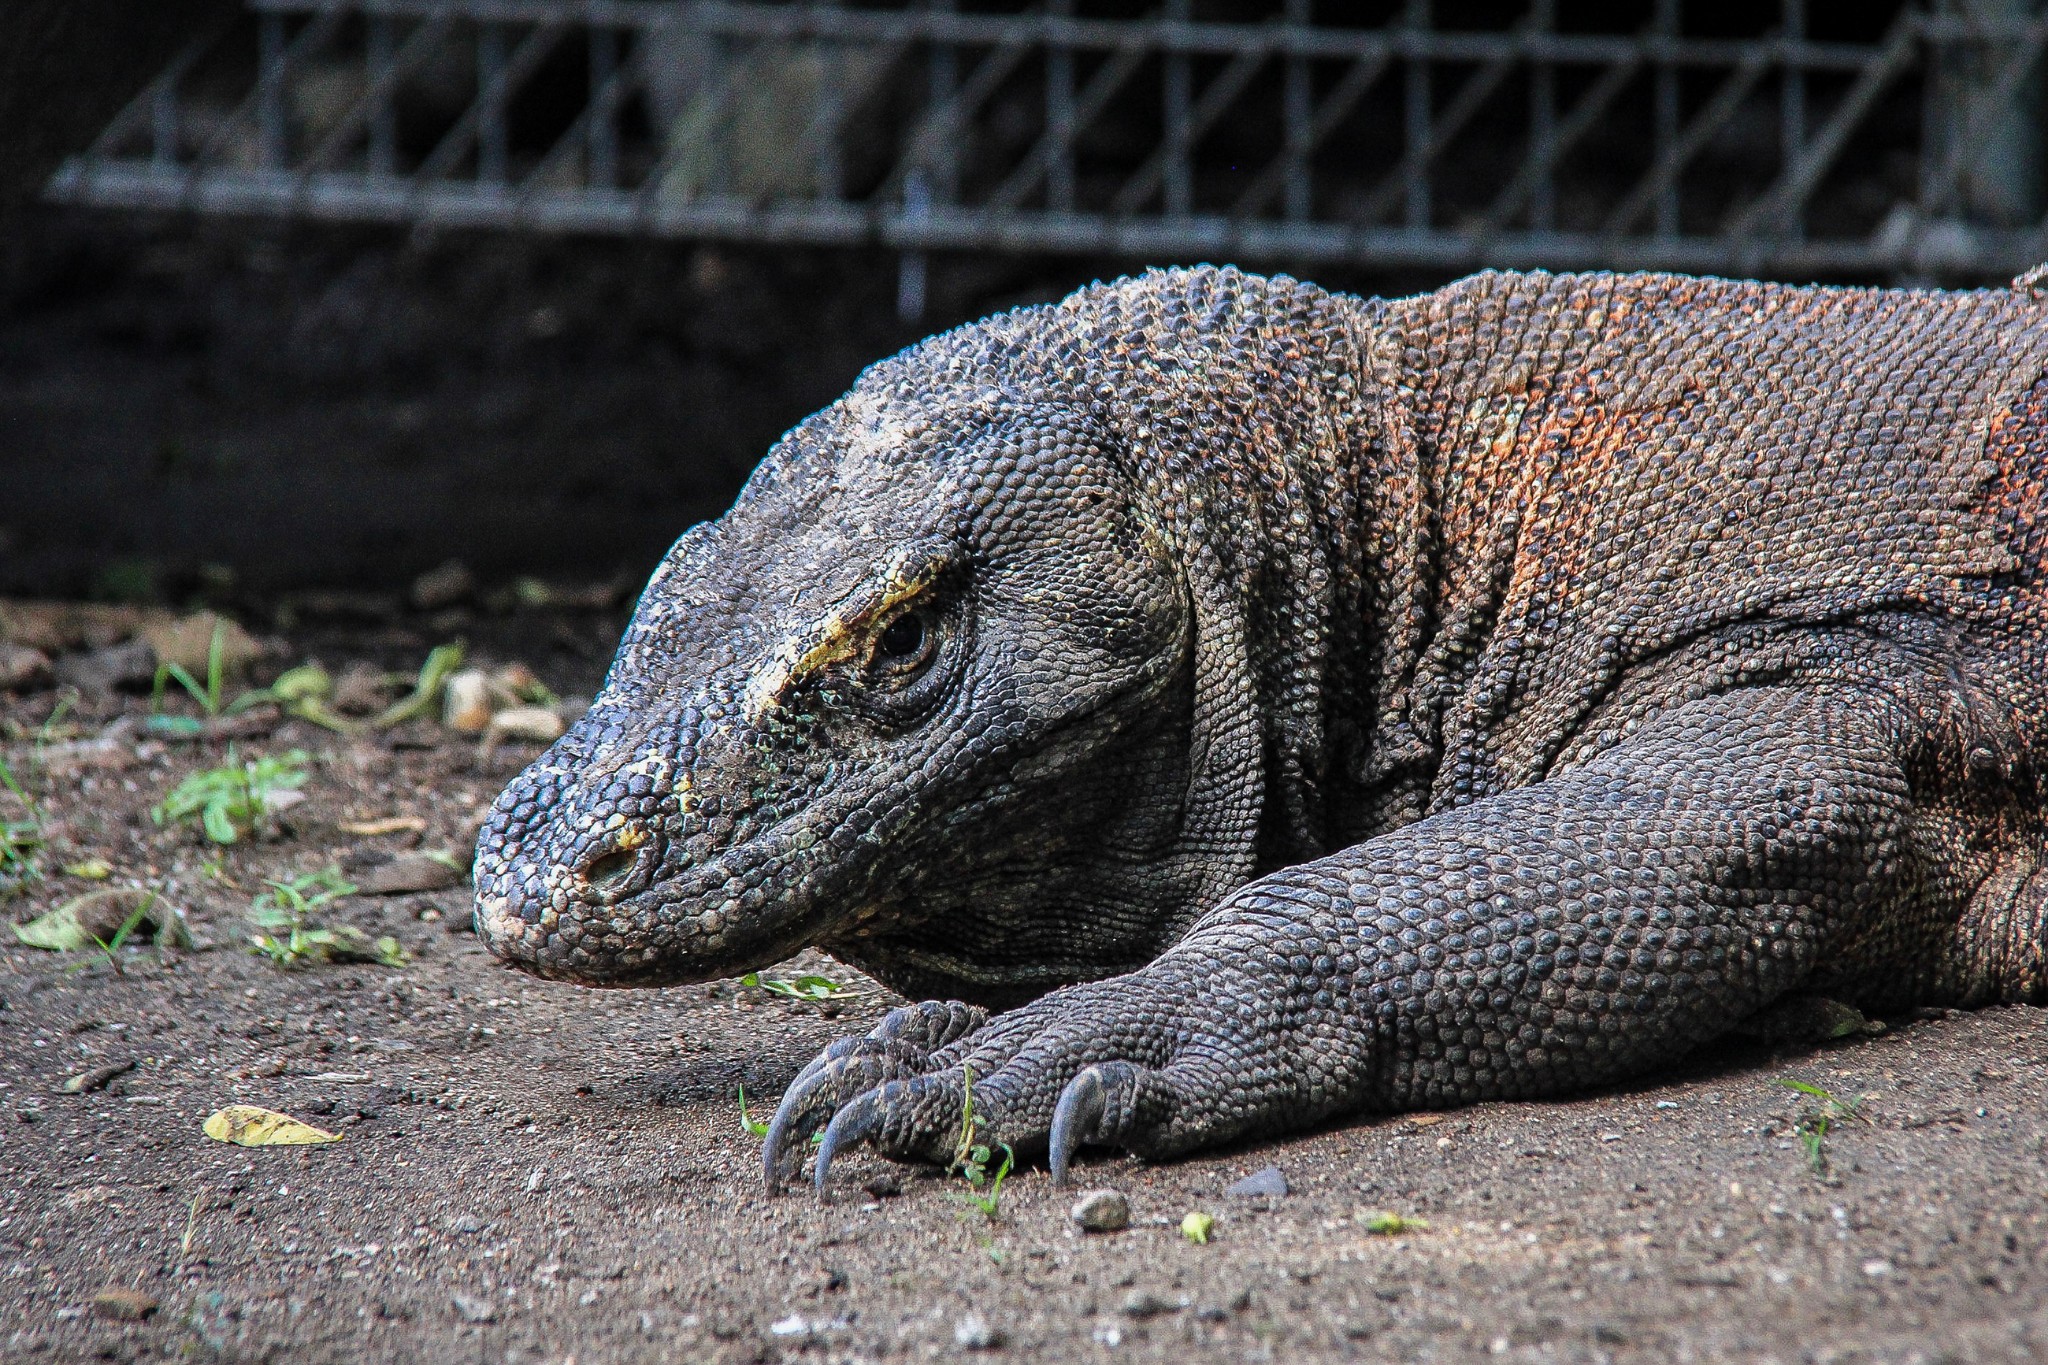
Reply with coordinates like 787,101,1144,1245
6,0,2048,609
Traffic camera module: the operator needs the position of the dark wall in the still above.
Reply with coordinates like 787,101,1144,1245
0,2,238,219
0,208,1446,601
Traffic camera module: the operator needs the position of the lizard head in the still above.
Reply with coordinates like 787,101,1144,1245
472,310,1200,1003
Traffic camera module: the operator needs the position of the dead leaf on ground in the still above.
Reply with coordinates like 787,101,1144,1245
11,888,188,951
338,816,427,837
202,1105,341,1146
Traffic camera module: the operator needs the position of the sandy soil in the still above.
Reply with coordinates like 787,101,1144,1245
4,632,2048,1365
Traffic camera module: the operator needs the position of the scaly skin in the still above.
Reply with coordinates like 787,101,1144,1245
473,267,2048,1193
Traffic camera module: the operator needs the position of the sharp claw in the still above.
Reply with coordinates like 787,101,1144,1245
812,1088,885,1195
1049,1066,1109,1187
763,1058,865,1194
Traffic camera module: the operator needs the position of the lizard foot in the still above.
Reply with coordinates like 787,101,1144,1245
765,967,1261,1195
761,999,986,1191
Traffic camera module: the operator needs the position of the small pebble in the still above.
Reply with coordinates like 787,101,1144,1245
953,1312,1004,1349
442,670,494,733
1226,1165,1289,1198
91,1287,158,1321
411,559,476,611
487,705,566,745
0,642,51,692
1119,1289,1176,1319
1071,1188,1129,1232
450,1292,496,1323
53,639,156,694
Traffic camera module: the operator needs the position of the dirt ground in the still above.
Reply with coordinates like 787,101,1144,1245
4,620,2048,1365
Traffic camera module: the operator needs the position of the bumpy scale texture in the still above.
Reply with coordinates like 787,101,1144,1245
472,266,2048,1191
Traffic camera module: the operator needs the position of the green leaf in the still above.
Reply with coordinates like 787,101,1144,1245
1777,1078,1832,1100
737,1083,770,1138
374,643,465,728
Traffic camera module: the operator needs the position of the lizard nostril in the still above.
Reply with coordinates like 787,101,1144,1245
583,848,639,889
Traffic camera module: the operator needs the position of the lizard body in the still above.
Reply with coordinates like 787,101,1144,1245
474,266,2048,1187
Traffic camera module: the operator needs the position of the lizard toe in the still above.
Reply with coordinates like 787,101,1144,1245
764,1050,922,1191
1049,1061,1183,1185
767,1000,989,1192
811,1074,968,1193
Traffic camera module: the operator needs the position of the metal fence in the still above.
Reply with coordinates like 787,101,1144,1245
43,1,2048,290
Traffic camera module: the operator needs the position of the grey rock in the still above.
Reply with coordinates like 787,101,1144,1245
1071,1188,1130,1232
953,1312,1004,1349
862,1171,903,1199
411,559,475,611
0,643,51,692
1226,1165,1290,1198
355,852,464,896
450,1292,496,1323
1119,1289,1178,1319
53,639,156,693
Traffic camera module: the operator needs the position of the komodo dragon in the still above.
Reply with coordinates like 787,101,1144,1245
473,265,2048,1194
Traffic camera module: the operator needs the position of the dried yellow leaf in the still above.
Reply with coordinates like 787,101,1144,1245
201,1105,341,1146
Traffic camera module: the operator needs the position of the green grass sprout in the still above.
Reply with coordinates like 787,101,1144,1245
151,621,231,718
948,1067,1015,1223
0,752,44,896
375,643,465,727
154,748,308,844
1777,1077,1869,1174
737,1083,771,1138
246,866,405,968
739,971,850,1001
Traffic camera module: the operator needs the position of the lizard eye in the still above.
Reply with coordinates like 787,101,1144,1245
877,610,927,662
860,601,946,702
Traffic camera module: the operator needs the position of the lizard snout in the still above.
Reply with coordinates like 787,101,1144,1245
573,824,659,902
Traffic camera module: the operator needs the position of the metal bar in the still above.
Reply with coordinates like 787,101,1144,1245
928,0,958,202
415,21,568,185
479,22,510,185
151,67,180,169
1403,0,1430,230
588,24,618,189
1163,0,1191,217
1112,40,1266,217
1352,11,1536,229
1475,36,1650,238
1653,0,1678,237
1528,0,1554,232
1602,40,1775,237
70,156,2048,281
368,15,397,175
1780,0,1805,240
241,0,1894,74
1723,16,1919,243
813,1,843,203
1281,0,1310,222
986,41,1149,212
1232,50,1391,218
259,12,288,169
1047,0,1075,212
